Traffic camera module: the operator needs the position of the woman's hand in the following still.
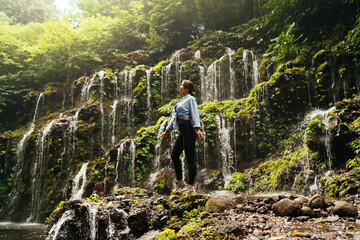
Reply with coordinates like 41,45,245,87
196,129,203,140
161,130,169,139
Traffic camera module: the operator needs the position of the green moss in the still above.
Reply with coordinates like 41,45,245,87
153,60,169,72
158,99,180,116
155,228,176,240
225,172,247,192
246,148,305,192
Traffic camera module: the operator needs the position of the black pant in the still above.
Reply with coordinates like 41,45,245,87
171,121,197,185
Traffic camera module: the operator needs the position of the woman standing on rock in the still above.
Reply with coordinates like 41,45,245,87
161,80,203,192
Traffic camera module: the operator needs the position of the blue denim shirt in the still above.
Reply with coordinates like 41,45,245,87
166,94,201,132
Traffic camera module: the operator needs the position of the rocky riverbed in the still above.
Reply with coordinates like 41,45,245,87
46,188,360,240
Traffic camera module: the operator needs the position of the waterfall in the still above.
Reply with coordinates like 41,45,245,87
86,202,99,240
15,93,44,169
201,55,224,103
149,119,169,184
7,93,44,218
161,50,182,102
194,50,201,59
28,120,55,222
216,115,235,183
80,75,96,106
68,109,80,161
302,107,336,165
129,140,136,187
98,71,105,148
110,100,119,146
46,210,74,240
146,68,153,125
70,162,89,200
114,141,127,191
113,139,136,188
243,50,260,94
119,69,135,131
200,48,238,102
226,48,236,100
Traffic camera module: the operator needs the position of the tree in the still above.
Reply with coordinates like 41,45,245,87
0,0,57,24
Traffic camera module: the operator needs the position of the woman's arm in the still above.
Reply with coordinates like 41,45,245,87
189,98,203,140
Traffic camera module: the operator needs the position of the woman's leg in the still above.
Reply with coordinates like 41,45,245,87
171,133,184,181
181,123,197,185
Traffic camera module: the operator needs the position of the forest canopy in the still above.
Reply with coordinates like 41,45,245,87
0,0,358,123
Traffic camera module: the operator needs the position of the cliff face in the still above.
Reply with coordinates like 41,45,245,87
1,4,360,223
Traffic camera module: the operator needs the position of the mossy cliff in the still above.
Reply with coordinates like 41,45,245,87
1,0,360,224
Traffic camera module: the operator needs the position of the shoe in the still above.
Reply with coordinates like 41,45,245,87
175,181,186,191
179,184,195,193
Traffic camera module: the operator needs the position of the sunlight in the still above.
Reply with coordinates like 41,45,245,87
54,0,74,12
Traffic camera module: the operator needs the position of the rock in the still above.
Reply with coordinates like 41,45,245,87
194,168,225,192
307,194,326,209
298,207,315,217
272,199,300,217
326,216,340,222
128,208,149,237
293,196,309,205
264,197,276,204
333,201,358,217
296,216,310,221
137,230,160,240
152,168,176,195
205,190,243,212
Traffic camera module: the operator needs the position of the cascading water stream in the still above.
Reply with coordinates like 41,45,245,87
226,48,236,100
194,50,201,59
296,107,336,190
46,210,74,240
200,48,240,102
98,71,105,148
70,162,89,200
110,100,119,146
215,115,235,184
113,141,127,191
129,140,136,187
28,120,55,222
113,139,136,188
149,119,169,184
161,50,182,102
243,50,260,93
7,93,44,218
146,68,152,125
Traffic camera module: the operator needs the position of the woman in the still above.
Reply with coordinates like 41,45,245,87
161,80,203,192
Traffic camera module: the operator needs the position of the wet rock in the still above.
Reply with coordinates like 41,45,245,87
152,168,175,195
296,216,310,221
272,198,300,217
194,168,225,192
205,190,243,212
333,201,358,217
294,196,309,205
137,230,160,240
326,216,340,222
78,102,101,122
128,207,149,237
298,206,315,217
264,197,276,204
307,194,326,209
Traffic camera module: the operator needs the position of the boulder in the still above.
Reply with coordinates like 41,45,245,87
205,191,242,212
333,201,358,217
194,169,225,192
272,198,300,217
307,194,326,209
298,206,315,217
294,196,309,205
152,168,176,195
128,207,150,237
